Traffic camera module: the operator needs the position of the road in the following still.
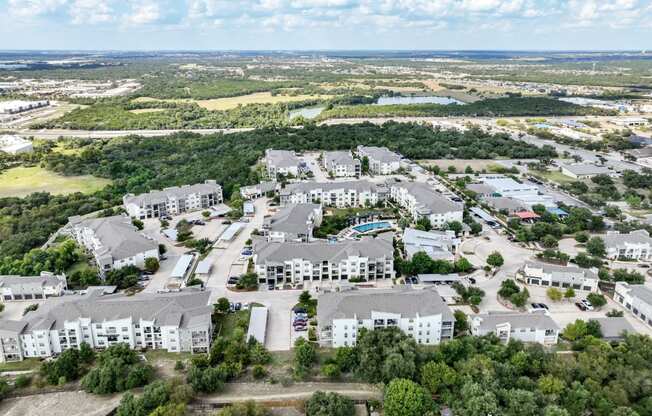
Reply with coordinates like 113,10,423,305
18,127,254,140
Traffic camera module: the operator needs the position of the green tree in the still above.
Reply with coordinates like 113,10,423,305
420,361,457,396
454,310,468,336
293,338,316,379
587,293,607,308
547,287,563,302
538,374,565,396
564,287,576,300
132,218,144,230
586,236,606,257
575,232,589,243
217,401,270,416
144,257,160,273
486,251,504,267
384,378,433,416
305,391,354,416
216,297,230,314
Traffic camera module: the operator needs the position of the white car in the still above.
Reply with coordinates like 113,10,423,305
580,299,594,311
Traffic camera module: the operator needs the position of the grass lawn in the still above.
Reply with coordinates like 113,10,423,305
0,358,42,372
215,308,251,338
0,166,112,198
65,259,94,276
531,169,577,185
144,349,194,362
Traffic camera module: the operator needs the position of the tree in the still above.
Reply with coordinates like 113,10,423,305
158,244,167,255
305,391,354,416
299,290,312,305
586,237,606,257
383,378,433,416
217,401,270,416
321,363,341,379
575,232,589,243
415,216,432,232
486,251,504,268
132,218,144,230
542,234,559,248
538,374,565,396
145,257,160,273
454,310,468,336
547,287,563,302
421,361,457,396
454,257,473,273
446,221,463,236
587,293,607,309
202,211,211,219
564,287,575,300
216,297,230,314
293,338,316,379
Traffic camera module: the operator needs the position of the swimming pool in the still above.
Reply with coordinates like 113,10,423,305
352,221,392,233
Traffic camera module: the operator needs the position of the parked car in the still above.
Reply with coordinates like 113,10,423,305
223,220,232,225
234,302,242,311
575,302,588,311
468,277,476,284
241,249,253,256
293,306,307,314
529,303,549,313
294,326,308,332
268,283,275,291
580,299,594,311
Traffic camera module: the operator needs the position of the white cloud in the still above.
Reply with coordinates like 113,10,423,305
126,1,161,25
8,0,67,18
69,0,114,24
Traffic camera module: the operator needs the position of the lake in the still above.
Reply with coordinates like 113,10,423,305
374,96,466,105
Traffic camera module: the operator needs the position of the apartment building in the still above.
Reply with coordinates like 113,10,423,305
317,288,454,347
0,289,212,362
389,182,463,228
518,262,599,292
469,176,555,209
402,227,459,261
69,215,159,275
356,146,401,175
323,150,361,177
559,163,616,179
471,312,560,345
263,203,322,243
0,135,33,154
1,272,67,301
604,230,652,261
265,149,302,178
614,282,652,327
253,233,395,287
240,181,278,199
280,181,387,208
123,180,223,219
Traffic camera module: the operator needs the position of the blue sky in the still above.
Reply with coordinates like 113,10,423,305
1,0,651,50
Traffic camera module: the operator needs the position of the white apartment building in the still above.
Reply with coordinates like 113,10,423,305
69,215,159,275
323,150,361,177
471,312,560,345
265,149,302,178
0,289,212,362
518,262,599,292
317,288,455,347
1,272,67,301
240,181,278,199
356,146,401,175
402,227,459,261
0,100,49,114
263,203,322,243
123,180,223,219
253,233,395,288
280,181,387,208
604,230,652,261
390,182,463,228
614,282,652,327
0,135,33,154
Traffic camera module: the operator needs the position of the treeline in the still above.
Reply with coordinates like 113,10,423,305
324,327,652,416
317,97,615,119
2,123,555,260
135,77,302,100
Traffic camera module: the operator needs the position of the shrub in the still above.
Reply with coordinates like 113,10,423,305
305,391,354,416
252,365,267,380
547,288,563,302
321,363,341,379
384,378,433,416
14,374,32,389
587,293,607,308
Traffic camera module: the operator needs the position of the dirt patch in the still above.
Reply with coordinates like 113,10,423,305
0,390,122,416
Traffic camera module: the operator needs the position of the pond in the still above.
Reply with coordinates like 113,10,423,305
289,106,326,119
374,96,466,105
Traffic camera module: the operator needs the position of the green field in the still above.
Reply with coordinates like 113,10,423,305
0,166,112,198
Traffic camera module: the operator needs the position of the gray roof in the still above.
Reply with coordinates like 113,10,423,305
123,180,221,206
628,284,652,305
0,320,27,336
324,151,359,167
318,287,454,324
0,273,65,291
524,261,598,281
417,274,461,283
560,163,613,176
282,180,385,195
357,146,401,163
13,290,211,333
466,183,495,195
484,196,527,212
266,149,300,168
403,228,456,260
264,203,320,235
71,215,158,261
242,181,278,194
255,233,393,264
604,230,652,248
392,182,463,215
474,312,559,331
589,317,636,339
246,306,268,344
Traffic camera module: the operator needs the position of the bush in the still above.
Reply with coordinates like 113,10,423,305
144,257,160,273
486,251,504,267
41,348,83,385
321,363,341,379
217,401,270,416
293,338,316,379
252,365,267,380
23,304,38,316
82,343,153,394
587,293,607,308
547,288,563,302
575,232,589,243
236,273,259,290
14,374,31,389
305,391,354,416
384,378,433,416
586,237,606,257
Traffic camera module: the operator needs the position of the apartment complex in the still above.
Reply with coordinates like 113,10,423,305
0,290,212,362
0,135,33,154
614,282,652,327
323,150,361,177
604,230,652,261
559,163,616,179
467,175,555,209
253,233,395,287
1,272,67,301
263,203,322,243
518,262,599,292
402,227,459,261
280,180,387,208
123,180,223,219
356,146,401,175
69,215,159,275
470,312,560,345
240,181,278,199
389,181,463,227
317,288,454,347
265,149,302,178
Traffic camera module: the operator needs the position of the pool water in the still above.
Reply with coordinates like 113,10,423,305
352,221,392,233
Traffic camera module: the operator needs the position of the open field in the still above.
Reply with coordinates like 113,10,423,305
418,159,504,172
128,108,167,114
134,92,331,111
530,169,578,185
0,166,111,198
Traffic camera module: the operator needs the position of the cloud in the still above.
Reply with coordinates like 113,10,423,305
8,0,68,18
126,1,161,25
69,0,114,24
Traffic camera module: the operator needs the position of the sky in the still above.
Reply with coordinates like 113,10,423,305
1,0,651,51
